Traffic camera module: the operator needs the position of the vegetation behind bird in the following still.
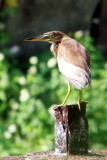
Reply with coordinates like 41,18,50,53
0,32,107,156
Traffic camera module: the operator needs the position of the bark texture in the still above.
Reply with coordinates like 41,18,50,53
54,102,88,154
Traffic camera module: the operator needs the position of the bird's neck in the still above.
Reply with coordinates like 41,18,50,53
50,43,59,57
50,35,69,57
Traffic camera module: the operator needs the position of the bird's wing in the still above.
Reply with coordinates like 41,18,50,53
58,38,90,72
57,58,90,89
57,38,91,89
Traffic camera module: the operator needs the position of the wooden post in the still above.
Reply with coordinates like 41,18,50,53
54,102,88,154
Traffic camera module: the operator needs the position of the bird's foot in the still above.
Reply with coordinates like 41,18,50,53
77,100,88,110
77,101,81,110
51,103,66,111
56,103,66,107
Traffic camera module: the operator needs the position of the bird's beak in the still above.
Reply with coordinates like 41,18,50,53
24,35,45,41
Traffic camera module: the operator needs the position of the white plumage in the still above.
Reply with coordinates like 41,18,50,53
57,57,90,90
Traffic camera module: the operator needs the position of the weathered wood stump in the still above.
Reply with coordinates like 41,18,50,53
54,102,88,154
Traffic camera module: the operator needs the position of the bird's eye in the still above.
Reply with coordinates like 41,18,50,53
44,33,54,39
49,34,54,38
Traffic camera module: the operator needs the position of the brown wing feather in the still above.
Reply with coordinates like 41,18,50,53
58,38,90,73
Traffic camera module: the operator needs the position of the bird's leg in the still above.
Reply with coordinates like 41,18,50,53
60,82,71,106
77,90,88,110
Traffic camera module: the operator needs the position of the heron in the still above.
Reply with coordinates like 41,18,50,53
25,31,91,108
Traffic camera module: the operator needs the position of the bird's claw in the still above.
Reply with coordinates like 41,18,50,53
77,100,88,110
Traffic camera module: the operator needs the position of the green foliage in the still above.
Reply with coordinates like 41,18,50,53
0,30,107,156
0,52,56,156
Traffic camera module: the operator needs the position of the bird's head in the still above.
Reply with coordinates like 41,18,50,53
25,31,65,44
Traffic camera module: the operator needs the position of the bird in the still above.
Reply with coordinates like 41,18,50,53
25,31,91,108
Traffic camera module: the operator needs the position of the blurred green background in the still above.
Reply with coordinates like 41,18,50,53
0,0,107,157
